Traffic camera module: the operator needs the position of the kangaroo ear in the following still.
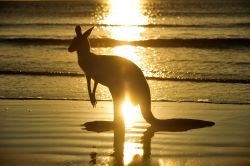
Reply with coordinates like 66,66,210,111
75,25,82,36
83,26,94,37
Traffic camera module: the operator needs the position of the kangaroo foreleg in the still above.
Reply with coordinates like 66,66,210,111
86,75,98,107
91,81,98,107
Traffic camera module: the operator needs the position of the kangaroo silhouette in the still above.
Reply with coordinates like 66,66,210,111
68,25,158,124
68,26,215,128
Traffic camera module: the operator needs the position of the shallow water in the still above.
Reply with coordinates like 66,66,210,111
0,100,249,166
0,0,250,104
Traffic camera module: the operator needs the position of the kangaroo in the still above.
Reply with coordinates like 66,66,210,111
68,25,158,125
68,25,216,130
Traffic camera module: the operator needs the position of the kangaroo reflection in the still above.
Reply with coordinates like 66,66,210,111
83,118,214,166
114,113,125,165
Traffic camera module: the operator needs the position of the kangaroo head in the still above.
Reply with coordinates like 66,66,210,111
68,26,94,53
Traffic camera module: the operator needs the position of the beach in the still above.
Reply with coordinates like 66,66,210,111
0,0,250,165
0,100,249,166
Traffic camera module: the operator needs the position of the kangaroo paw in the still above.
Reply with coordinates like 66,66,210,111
90,94,97,108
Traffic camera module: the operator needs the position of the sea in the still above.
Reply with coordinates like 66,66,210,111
0,0,250,104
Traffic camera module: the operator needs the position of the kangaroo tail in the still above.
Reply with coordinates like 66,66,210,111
140,101,215,130
140,101,159,124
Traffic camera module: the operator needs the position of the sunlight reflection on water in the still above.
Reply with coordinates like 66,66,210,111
106,26,145,41
102,0,148,26
112,45,141,62
97,1,151,164
100,0,148,41
124,141,143,165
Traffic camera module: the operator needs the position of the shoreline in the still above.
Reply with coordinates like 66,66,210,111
0,98,249,105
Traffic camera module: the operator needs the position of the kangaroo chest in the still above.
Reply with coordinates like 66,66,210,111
77,57,111,86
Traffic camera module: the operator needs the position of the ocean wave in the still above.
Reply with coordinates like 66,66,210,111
0,70,84,77
1,22,250,28
1,70,249,84
1,37,250,48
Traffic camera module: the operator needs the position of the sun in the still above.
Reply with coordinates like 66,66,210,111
121,97,141,128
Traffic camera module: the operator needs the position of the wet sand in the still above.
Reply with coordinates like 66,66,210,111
0,100,249,166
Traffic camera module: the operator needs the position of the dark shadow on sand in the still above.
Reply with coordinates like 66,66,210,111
83,118,214,133
83,120,114,133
